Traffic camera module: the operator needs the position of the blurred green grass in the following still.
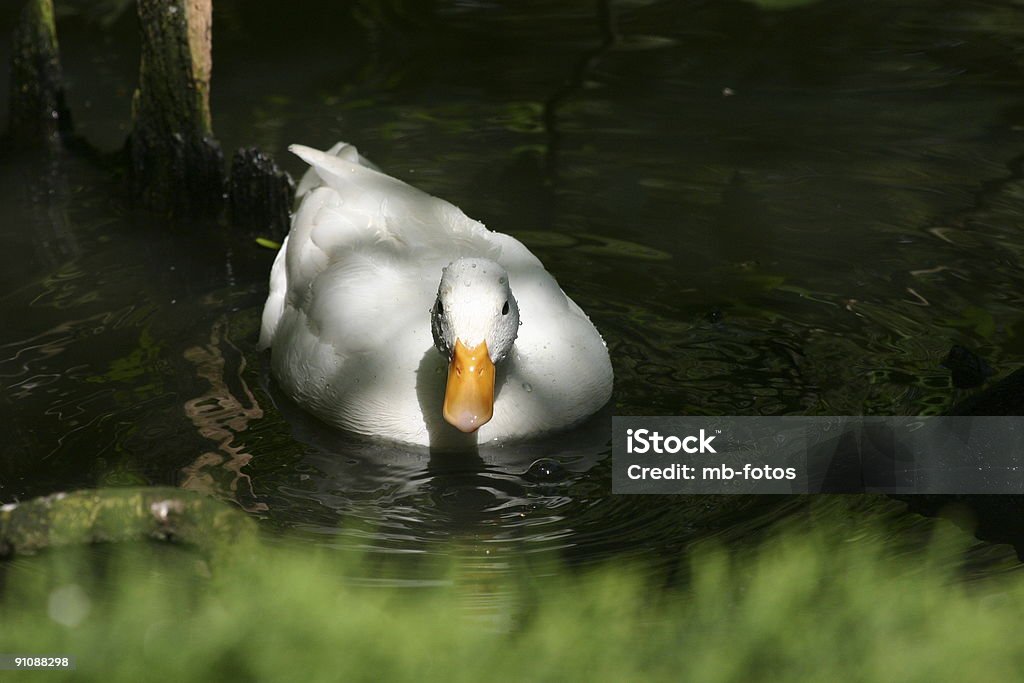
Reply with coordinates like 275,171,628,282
1,506,1022,682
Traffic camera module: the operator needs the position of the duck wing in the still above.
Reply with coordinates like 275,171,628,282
260,143,500,349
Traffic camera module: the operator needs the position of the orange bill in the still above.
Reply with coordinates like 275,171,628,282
443,339,495,433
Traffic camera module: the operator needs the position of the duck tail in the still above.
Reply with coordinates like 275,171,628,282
291,142,383,201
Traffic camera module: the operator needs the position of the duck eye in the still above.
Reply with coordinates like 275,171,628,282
501,300,510,316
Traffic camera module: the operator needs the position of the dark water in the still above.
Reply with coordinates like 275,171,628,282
3,0,1024,580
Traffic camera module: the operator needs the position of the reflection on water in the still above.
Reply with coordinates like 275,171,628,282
2,0,1024,580
256,377,612,552
181,318,266,512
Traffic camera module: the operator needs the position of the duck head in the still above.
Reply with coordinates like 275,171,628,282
431,258,520,433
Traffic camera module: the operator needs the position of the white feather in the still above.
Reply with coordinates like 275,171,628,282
261,142,613,446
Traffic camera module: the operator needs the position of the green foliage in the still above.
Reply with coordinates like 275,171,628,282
255,237,282,250
0,510,1021,682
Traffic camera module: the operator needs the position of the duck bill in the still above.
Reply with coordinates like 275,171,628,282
443,339,495,433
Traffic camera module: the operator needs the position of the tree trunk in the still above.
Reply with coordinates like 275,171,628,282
129,0,224,215
8,0,70,149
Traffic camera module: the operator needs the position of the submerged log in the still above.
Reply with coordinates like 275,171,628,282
229,147,295,242
0,487,256,558
8,0,70,148
129,0,224,215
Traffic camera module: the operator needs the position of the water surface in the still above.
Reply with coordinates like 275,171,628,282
3,0,1024,581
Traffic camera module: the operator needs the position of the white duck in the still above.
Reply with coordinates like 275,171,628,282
259,142,613,448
